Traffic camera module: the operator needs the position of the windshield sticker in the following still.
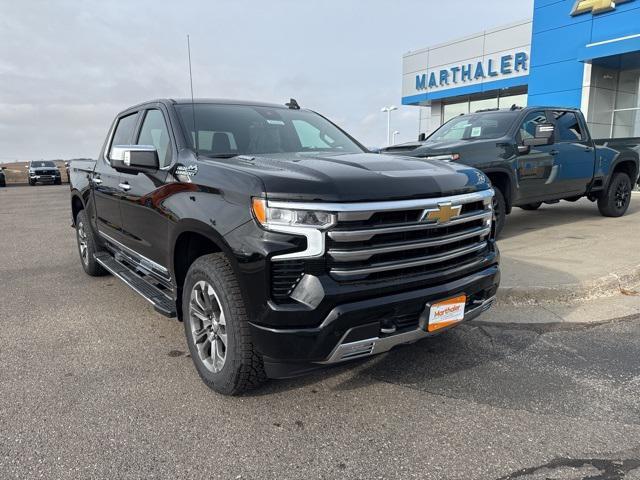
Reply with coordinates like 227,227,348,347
266,119,285,126
471,127,482,137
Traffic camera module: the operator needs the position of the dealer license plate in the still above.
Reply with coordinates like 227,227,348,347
427,295,467,333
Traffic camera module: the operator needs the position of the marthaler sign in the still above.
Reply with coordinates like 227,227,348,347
415,50,529,92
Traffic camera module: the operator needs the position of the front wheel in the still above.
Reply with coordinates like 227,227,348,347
598,172,632,217
492,188,506,238
182,253,267,395
75,210,107,276
519,202,542,211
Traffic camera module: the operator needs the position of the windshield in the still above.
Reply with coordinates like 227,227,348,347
30,161,56,168
428,112,517,142
176,104,364,157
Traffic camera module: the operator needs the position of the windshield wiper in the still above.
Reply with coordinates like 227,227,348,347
202,153,239,159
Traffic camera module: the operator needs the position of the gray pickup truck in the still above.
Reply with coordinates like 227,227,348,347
382,107,640,234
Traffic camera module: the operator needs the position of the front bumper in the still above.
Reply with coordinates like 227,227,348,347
30,175,60,183
249,264,499,378
320,294,495,364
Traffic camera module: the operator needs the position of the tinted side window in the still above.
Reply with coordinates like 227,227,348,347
519,111,549,141
137,110,173,167
552,111,584,142
109,113,138,159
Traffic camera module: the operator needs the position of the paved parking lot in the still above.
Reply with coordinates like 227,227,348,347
1,185,640,480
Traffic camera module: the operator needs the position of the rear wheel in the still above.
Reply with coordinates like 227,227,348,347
182,253,267,395
492,188,506,237
75,210,107,276
598,172,632,217
519,202,542,211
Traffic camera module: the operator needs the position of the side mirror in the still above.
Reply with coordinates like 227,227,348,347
110,145,159,173
523,124,555,147
418,133,427,142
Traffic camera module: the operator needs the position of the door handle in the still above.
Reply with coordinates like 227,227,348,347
550,150,559,156
118,182,131,191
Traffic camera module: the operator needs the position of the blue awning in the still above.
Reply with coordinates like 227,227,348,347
578,34,640,62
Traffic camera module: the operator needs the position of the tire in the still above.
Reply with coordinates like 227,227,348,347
55,178,62,185
29,180,35,186
492,187,506,237
598,172,632,218
182,253,267,395
519,202,542,211
75,210,108,276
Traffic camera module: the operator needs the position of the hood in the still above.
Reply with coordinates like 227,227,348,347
411,137,498,157
204,152,490,202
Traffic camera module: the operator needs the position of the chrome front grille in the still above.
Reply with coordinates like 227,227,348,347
326,190,494,282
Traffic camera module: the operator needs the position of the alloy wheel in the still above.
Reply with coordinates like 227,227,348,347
614,179,631,210
77,221,89,265
188,280,227,373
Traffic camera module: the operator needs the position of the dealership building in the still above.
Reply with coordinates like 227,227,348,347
402,0,640,139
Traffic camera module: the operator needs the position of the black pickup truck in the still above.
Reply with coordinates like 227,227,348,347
69,98,499,395
28,160,62,185
382,107,639,234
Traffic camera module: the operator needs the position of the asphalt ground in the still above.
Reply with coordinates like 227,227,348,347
1,184,640,480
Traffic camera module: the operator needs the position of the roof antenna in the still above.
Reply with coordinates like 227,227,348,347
187,34,198,156
286,98,300,110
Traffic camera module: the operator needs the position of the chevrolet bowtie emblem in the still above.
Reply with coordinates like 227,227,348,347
571,0,632,16
421,203,463,224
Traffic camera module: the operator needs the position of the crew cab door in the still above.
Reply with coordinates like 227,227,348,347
93,112,139,243
515,110,558,202
118,107,174,273
548,110,595,196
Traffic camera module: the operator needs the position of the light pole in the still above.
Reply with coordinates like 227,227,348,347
381,106,398,146
392,130,400,145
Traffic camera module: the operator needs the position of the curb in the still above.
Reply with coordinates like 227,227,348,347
497,264,640,306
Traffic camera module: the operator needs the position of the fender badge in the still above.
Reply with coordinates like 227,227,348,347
175,164,198,180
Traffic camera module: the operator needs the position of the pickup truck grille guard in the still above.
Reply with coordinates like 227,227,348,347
271,189,493,292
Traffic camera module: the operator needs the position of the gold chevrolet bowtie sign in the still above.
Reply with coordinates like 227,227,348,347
422,203,463,224
572,0,632,15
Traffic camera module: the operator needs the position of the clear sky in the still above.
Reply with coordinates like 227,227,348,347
0,0,533,161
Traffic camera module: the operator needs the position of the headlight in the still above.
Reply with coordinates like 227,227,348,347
424,154,460,162
252,198,336,230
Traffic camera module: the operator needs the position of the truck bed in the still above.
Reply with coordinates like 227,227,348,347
593,137,640,150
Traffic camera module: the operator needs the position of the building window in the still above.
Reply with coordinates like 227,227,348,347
499,93,528,109
443,102,469,122
440,89,528,124
470,98,498,113
587,61,640,138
